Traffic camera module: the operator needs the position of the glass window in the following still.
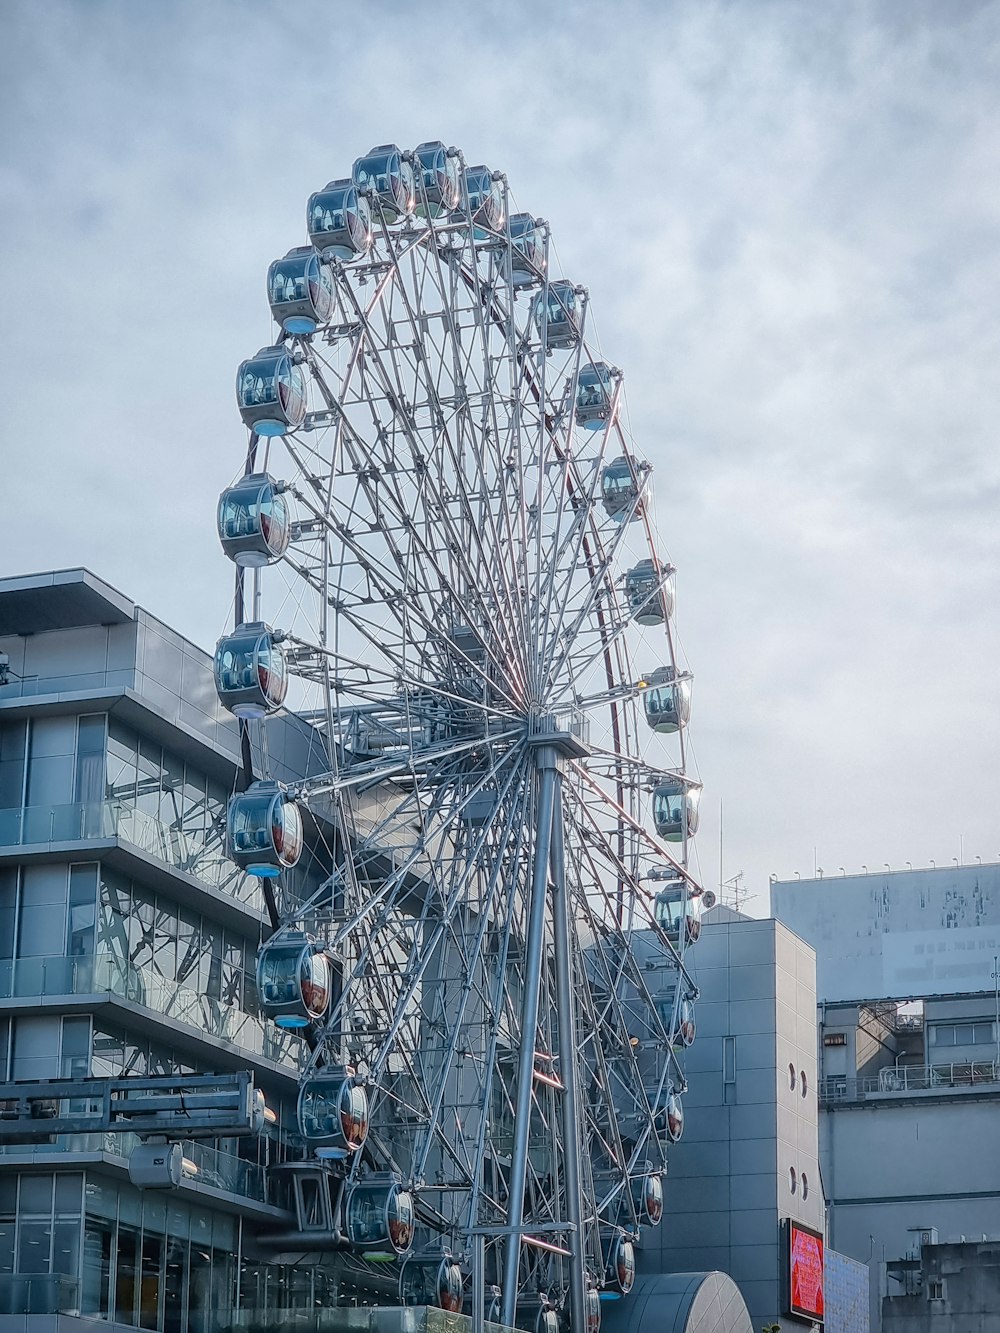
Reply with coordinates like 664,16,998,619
0,868,17,961
129,890,155,970
153,898,178,981
136,737,163,823
0,719,27,809
106,721,138,803
68,863,98,956
76,715,107,806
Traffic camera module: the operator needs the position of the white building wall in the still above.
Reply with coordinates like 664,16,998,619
771,864,1000,1002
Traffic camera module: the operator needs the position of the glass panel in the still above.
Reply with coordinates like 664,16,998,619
0,719,27,809
115,1224,138,1324
17,1220,52,1274
106,722,137,804
136,738,163,823
138,1232,162,1330
0,869,16,961
81,1219,113,1317
68,864,98,956
129,891,155,971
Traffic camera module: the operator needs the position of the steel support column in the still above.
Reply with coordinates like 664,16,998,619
501,746,558,1328
550,770,588,1333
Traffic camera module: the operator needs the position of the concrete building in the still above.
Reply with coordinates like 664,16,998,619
641,907,865,1330
0,568,334,1328
883,1236,1000,1332
772,867,1000,1332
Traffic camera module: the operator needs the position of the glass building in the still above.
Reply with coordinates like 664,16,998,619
0,569,334,1330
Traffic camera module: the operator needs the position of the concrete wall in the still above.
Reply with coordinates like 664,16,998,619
771,865,1000,1002
822,1095,1000,1329
646,915,823,1331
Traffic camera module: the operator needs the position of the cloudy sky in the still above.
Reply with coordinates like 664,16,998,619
2,0,998,905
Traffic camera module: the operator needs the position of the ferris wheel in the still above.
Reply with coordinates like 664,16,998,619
213,141,705,1332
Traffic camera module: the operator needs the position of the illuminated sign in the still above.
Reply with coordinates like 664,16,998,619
823,1033,847,1046
783,1219,824,1325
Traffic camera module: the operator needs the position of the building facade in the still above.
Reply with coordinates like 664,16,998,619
0,568,335,1329
644,910,833,1330
772,867,1000,1332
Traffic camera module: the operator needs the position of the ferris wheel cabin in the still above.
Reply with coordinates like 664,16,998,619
399,1255,464,1312
413,141,462,217
625,559,675,625
601,456,647,521
651,778,700,842
664,1090,685,1143
464,165,505,236
255,933,332,1029
631,1171,664,1226
508,212,546,287
307,179,373,260
602,1233,637,1298
214,622,288,718
575,362,618,430
236,346,306,436
653,877,702,945
344,1178,416,1257
267,246,335,334
226,781,303,877
642,665,692,734
533,280,582,349
353,145,415,225
217,473,290,567
297,1070,370,1158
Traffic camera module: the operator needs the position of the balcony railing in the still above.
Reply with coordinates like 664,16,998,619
821,1061,1000,1103
0,1131,270,1203
0,952,301,1070
0,800,263,910
0,1273,80,1316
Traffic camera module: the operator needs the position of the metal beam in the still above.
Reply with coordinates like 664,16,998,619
0,1071,264,1140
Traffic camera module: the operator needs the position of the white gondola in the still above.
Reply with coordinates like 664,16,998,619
236,346,306,437
631,1172,664,1226
664,1090,684,1143
676,995,697,1046
217,474,291,568
651,778,700,843
227,781,303,877
601,456,647,522
585,1283,602,1333
297,1069,369,1158
255,933,332,1029
535,1305,560,1333
507,212,546,287
653,877,702,945
642,665,692,734
602,1233,636,1298
267,246,335,334
413,140,462,217
345,1176,415,1257
625,560,675,626
533,280,582,349
214,622,287,718
464,165,504,237
575,362,618,431
353,144,415,225
399,1254,464,1312
307,179,372,260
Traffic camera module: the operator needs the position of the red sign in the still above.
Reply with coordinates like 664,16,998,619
787,1221,824,1323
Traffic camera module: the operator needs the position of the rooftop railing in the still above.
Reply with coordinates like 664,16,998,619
821,1061,1000,1103
0,952,301,1070
0,800,264,911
